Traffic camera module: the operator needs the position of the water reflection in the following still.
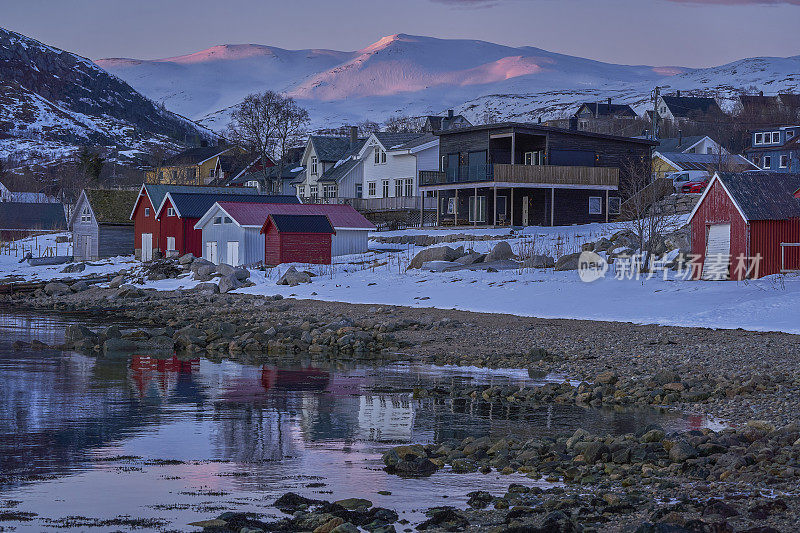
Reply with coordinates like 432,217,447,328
0,313,717,531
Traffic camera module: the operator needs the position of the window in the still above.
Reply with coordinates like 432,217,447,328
578,120,589,130
310,185,318,198
468,196,486,223
167,207,175,217
780,155,789,168
588,196,602,215
324,185,337,198
298,186,306,197
755,133,763,145
447,197,456,215
395,179,403,198
368,182,376,196
213,216,222,225
787,130,795,140
310,156,318,176
404,178,414,197
374,147,382,164
707,147,713,154
188,168,196,180
224,216,232,224
382,151,386,164
81,207,91,222
382,179,390,198
524,151,543,165
772,132,781,143
245,180,259,188
144,207,150,217
208,168,215,178
608,196,621,215
166,236,176,252
763,156,771,169
355,184,363,198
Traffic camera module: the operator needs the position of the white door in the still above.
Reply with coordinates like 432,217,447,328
226,241,240,267
702,224,731,280
205,241,218,264
166,236,176,257
141,233,153,262
521,197,529,226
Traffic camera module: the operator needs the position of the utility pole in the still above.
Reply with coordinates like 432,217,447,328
651,86,661,141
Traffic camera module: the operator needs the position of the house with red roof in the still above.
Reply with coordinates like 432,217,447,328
194,201,375,266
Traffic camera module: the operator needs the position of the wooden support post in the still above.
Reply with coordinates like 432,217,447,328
419,187,424,228
454,189,458,226
510,187,515,227
511,132,516,166
550,188,555,227
605,190,609,223
493,186,497,227
473,186,478,227
435,189,440,227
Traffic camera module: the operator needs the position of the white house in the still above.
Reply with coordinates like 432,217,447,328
359,132,438,204
657,135,728,156
294,128,366,201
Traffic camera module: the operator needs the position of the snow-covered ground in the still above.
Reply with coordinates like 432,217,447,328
3,226,800,334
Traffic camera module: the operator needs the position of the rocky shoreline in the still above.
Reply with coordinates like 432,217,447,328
5,284,800,531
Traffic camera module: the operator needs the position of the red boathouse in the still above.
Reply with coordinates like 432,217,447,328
263,214,335,265
688,171,800,280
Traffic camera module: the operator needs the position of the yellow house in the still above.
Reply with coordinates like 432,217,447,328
146,145,234,185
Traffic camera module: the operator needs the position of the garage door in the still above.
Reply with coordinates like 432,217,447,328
702,224,731,280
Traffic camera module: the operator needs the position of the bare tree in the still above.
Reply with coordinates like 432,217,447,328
273,99,310,193
228,91,283,190
383,115,424,133
617,156,681,272
357,120,381,136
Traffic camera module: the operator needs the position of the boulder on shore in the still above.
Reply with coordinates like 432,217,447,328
485,241,515,262
554,253,582,271
408,246,465,269
277,266,311,286
44,282,71,296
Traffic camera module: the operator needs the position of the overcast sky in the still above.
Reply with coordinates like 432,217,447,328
3,0,798,68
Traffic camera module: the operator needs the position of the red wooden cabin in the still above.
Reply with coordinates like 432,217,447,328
689,171,800,280
263,214,335,265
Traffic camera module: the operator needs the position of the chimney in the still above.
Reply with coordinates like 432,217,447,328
349,125,358,148
537,117,542,124
676,90,681,97
759,90,764,97
447,109,454,119
595,101,599,117
678,130,682,147
569,117,578,131
607,97,612,110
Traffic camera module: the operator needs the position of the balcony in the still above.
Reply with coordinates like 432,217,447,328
420,164,619,188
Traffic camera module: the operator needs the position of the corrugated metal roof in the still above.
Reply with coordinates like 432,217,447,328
215,202,376,230
167,193,299,218
143,184,263,215
658,152,756,172
656,136,707,153
718,171,800,221
267,214,334,234
0,202,66,231
318,158,361,183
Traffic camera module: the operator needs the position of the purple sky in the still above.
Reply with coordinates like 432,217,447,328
5,0,799,67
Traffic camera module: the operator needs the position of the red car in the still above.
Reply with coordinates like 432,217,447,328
681,178,710,194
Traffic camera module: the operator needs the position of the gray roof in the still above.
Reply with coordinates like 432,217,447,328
374,132,427,150
310,136,366,161
657,136,707,153
661,96,722,118
0,202,66,231
318,158,361,183
394,133,437,150
658,152,755,172
717,171,800,221
267,214,334,234
575,102,637,118
168,192,299,218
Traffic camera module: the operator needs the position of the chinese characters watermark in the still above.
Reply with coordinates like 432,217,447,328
578,251,762,282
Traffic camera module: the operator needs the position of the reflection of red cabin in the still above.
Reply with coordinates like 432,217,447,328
129,355,199,396
263,214,335,265
261,366,330,391
689,172,800,280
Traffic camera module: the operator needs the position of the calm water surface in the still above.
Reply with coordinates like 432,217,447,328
0,313,716,531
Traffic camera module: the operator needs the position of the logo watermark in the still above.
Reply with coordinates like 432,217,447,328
577,252,762,282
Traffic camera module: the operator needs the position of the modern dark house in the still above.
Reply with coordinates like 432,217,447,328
418,122,657,226
70,189,138,260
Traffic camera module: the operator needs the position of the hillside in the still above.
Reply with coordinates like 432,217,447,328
0,27,214,166
97,33,800,131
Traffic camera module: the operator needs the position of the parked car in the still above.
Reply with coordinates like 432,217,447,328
681,178,710,194
668,171,711,192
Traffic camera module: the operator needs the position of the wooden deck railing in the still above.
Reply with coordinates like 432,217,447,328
420,164,619,187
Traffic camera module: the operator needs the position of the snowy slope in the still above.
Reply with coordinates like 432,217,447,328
0,27,214,166
97,33,800,132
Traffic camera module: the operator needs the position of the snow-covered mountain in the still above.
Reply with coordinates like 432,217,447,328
0,27,214,166
97,34,800,132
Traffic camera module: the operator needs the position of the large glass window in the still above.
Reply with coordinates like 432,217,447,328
588,197,602,215
382,180,390,198
468,196,486,223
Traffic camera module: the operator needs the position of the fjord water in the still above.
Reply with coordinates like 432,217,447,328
0,313,714,531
